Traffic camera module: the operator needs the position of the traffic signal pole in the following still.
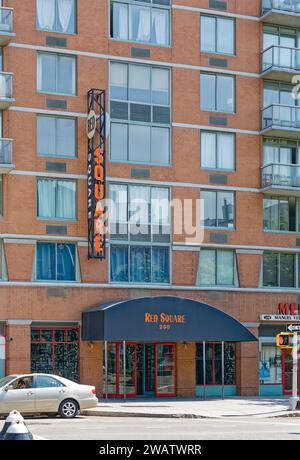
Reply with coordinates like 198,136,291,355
290,332,298,411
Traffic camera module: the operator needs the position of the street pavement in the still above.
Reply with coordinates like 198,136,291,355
3,415,300,440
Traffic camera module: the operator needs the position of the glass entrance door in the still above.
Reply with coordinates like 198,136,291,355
156,344,176,396
137,344,155,396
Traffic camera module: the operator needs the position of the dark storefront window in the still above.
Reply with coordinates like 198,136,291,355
196,343,236,385
31,328,79,382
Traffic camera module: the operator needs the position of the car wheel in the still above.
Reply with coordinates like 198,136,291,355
59,399,79,419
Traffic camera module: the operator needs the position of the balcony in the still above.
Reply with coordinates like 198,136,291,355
0,72,14,109
0,8,14,45
262,45,300,80
262,163,300,194
262,0,300,27
261,104,300,137
0,139,14,173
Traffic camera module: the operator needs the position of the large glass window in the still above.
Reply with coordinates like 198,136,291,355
196,343,236,385
259,344,282,385
109,184,171,284
37,115,76,157
197,249,237,287
37,178,76,220
36,0,76,34
0,323,5,379
263,195,300,232
111,0,170,46
37,52,76,95
110,62,171,165
262,252,296,288
201,190,235,229
200,73,235,113
0,175,2,217
201,15,235,55
263,25,299,71
36,242,77,282
201,131,235,170
31,328,79,382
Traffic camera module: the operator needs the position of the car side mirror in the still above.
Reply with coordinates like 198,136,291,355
3,385,13,392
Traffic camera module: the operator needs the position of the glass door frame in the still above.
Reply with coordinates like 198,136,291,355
281,348,300,395
155,343,177,397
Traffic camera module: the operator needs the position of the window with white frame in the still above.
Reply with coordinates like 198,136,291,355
201,190,235,229
36,242,78,281
262,251,298,288
111,0,170,46
197,249,238,287
200,15,235,55
109,184,171,284
110,62,171,165
37,115,77,158
37,178,76,220
201,131,235,170
37,52,76,95
200,73,235,113
36,0,76,34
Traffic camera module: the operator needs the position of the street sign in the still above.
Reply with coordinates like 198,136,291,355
288,324,300,332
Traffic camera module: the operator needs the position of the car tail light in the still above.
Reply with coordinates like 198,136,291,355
91,388,96,396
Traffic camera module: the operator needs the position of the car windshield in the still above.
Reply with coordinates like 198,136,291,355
0,376,17,388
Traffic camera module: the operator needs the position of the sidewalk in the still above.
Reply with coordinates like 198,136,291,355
82,397,298,419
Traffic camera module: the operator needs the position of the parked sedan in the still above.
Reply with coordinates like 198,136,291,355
0,374,98,418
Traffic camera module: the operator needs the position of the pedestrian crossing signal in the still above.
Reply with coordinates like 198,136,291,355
276,332,294,349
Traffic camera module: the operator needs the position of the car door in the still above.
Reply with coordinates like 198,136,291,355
34,375,68,412
1,376,35,413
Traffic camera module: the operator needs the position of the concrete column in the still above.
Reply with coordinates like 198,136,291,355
80,341,103,397
236,328,259,396
6,322,31,375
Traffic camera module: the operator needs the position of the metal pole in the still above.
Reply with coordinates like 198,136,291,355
290,332,298,410
104,341,108,402
123,340,126,402
203,341,206,400
221,341,225,400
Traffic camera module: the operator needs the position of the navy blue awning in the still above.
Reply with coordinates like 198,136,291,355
82,296,257,342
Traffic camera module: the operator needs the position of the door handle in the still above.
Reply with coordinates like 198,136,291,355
59,389,67,393
27,391,34,395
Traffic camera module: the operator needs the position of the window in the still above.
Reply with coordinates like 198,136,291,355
201,190,235,229
197,249,238,286
110,62,171,165
0,175,2,216
36,242,78,282
37,115,76,157
109,184,171,284
10,377,34,390
263,25,298,71
201,131,235,170
196,343,236,385
37,52,76,95
200,73,235,113
35,375,65,388
111,0,170,46
259,344,282,385
263,195,300,232
263,138,298,166
31,328,79,382
36,0,76,34
262,252,296,288
0,240,7,281
201,15,235,55
37,178,76,220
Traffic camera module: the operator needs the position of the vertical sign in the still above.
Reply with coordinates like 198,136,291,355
87,89,106,259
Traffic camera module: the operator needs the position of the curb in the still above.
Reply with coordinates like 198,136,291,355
81,410,219,419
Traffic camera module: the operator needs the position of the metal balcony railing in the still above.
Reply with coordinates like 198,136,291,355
0,8,13,35
262,0,300,14
262,45,300,72
0,139,13,166
262,163,300,189
262,104,300,131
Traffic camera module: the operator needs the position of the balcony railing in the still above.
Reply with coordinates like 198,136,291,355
262,0,300,14
262,163,300,189
262,45,300,73
0,138,14,173
262,104,300,134
0,72,13,109
0,7,14,45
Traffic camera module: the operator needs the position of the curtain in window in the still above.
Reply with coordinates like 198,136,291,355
217,250,234,285
37,0,55,30
56,180,76,219
152,9,168,45
130,246,151,282
110,184,128,223
201,132,216,168
197,250,215,285
37,179,56,218
152,247,169,283
151,188,169,225
58,0,74,33
218,133,234,170
110,246,128,282
152,68,169,105
36,243,56,280
132,6,150,42
129,186,150,224
113,3,128,40
57,244,76,281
